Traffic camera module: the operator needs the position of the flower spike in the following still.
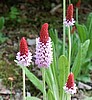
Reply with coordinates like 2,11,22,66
64,4,75,27
16,37,32,67
35,23,53,68
63,72,77,94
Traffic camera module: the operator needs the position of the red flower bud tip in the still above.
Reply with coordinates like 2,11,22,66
66,4,73,22
40,23,49,44
76,0,81,8
20,37,28,56
66,72,74,89
71,26,76,34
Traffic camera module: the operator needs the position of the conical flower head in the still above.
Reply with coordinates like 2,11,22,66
40,23,49,44
66,72,74,89
63,72,77,94
20,37,28,56
66,4,73,21
16,37,32,67
35,23,53,68
64,4,75,26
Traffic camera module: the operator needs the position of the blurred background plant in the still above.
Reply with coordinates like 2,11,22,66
0,17,7,44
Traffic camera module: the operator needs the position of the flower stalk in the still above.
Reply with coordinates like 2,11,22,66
76,8,78,23
35,23,53,99
63,0,66,55
68,26,71,69
8,77,14,100
15,37,32,100
69,0,71,4
42,68,46,100
23,69,26,100
10,81,13,100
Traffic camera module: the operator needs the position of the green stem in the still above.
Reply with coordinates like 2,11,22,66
76,8,78,23
49,67,58,100
42,68,46,100
10,81,12,100
23,69,26,100
63,0,66,55
68,27,71,70
69,0,71,4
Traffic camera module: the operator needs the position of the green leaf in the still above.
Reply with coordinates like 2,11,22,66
81,39,90,63
49,28,58,45
71,34,79,63
0,17,5,30
76,23,87,43
26,97,41,100
88,63,92,70
49,28,62,56
72,45,82,79
58,55,68,99
86,13,92,34
47,89,55,100
22,67,43,93
77,75,91,83
88,37,92,57
72,40,90,79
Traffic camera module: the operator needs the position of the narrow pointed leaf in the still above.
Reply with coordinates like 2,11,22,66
81,39,90,64
72,45,82,79
72,40,90,79
76,23,87,42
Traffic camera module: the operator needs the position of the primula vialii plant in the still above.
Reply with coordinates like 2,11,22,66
35,23,53,100
63,3,77,99
15,37,32,100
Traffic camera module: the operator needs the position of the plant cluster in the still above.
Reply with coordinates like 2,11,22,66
0,0,92,100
